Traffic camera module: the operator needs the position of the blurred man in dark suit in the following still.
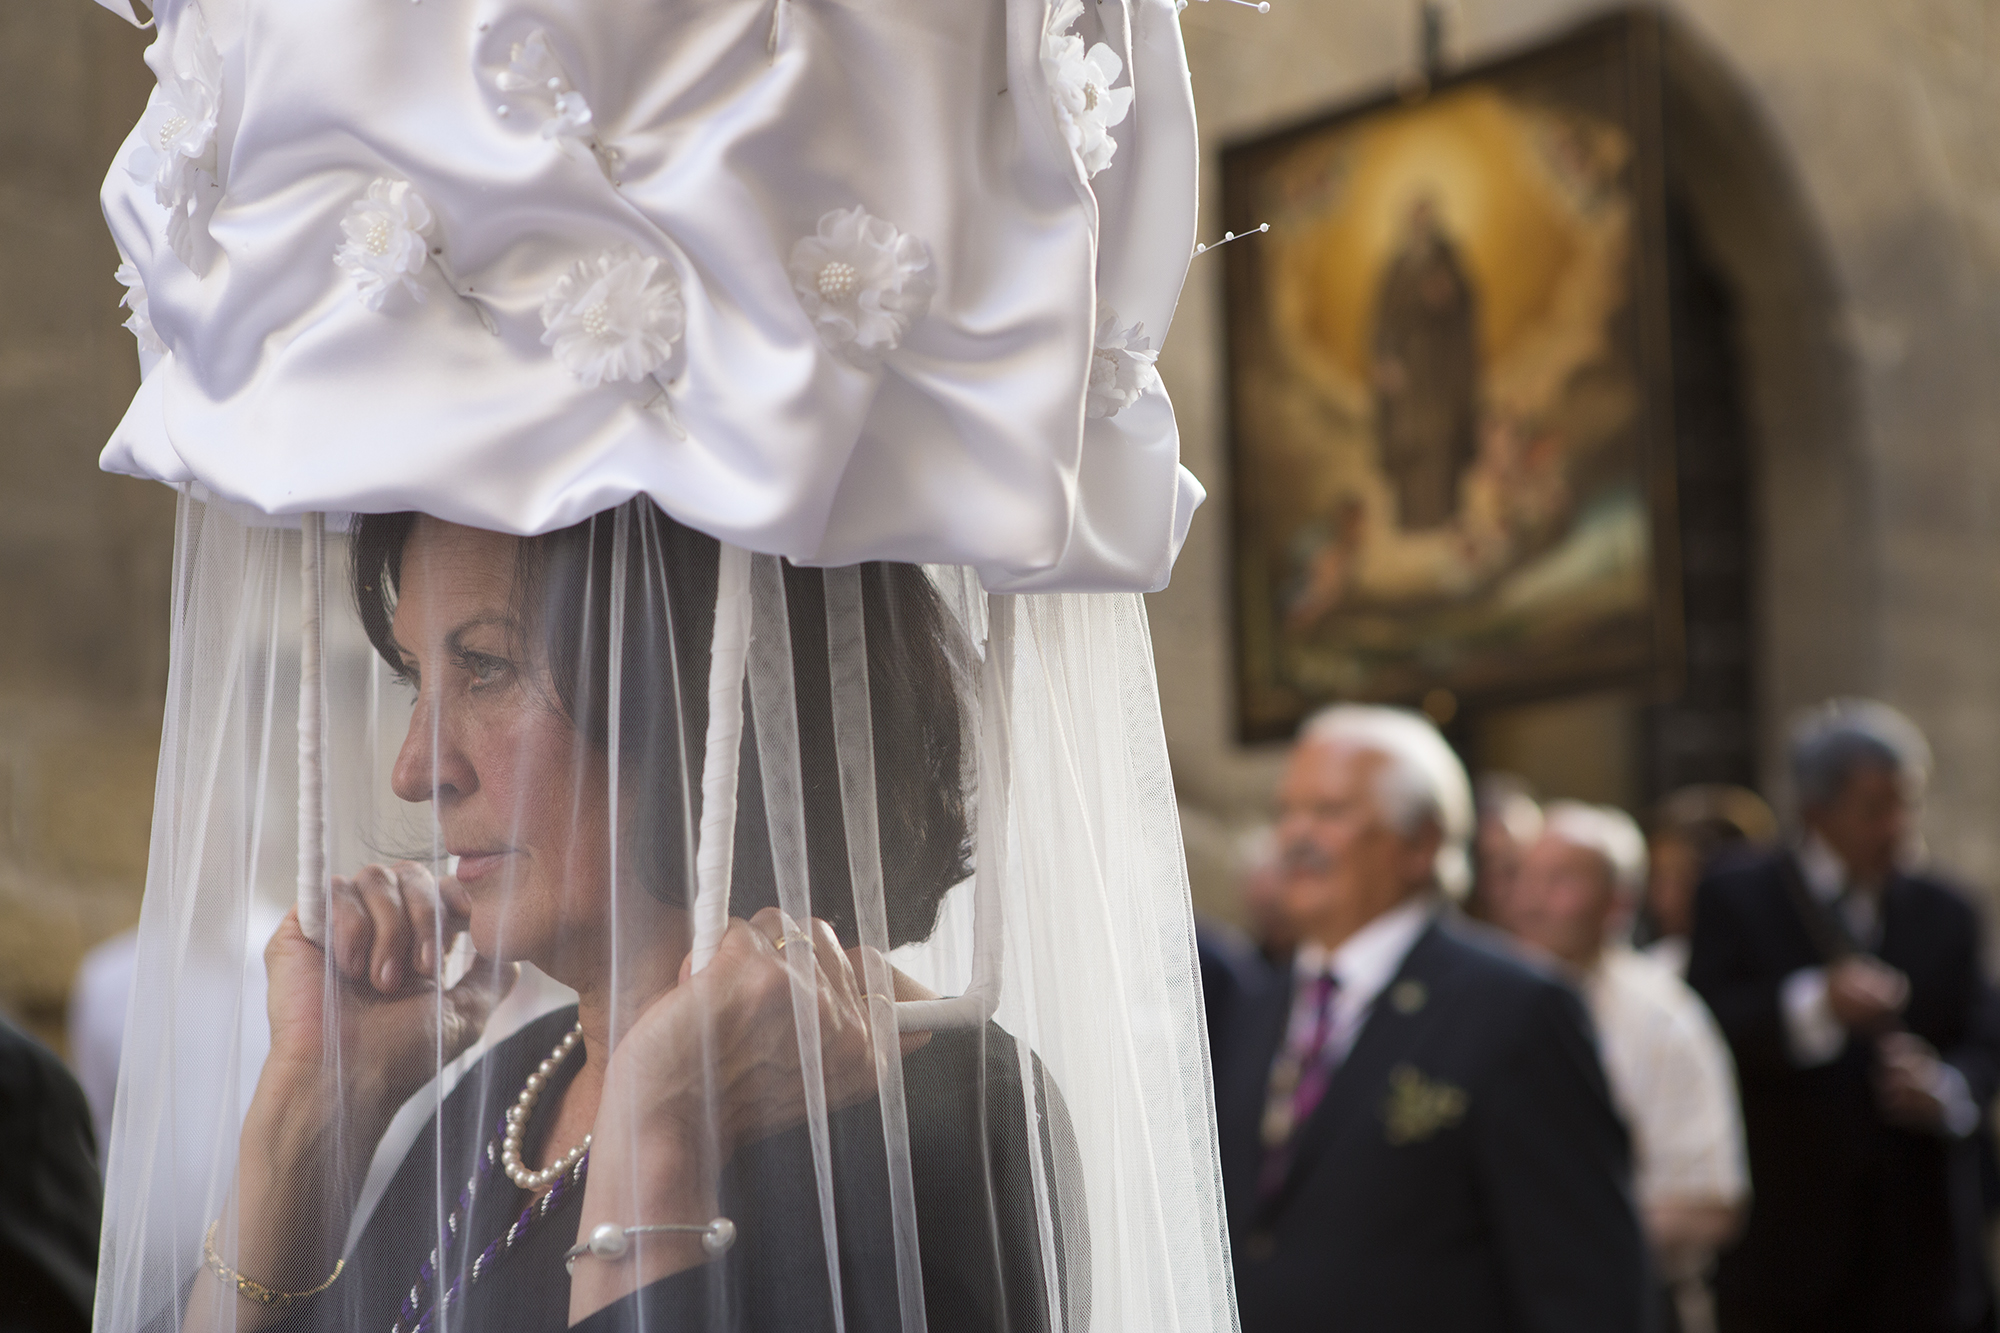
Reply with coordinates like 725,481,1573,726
1689,699,2000,1333
0,1014,101,1333
1216,705,1647,1333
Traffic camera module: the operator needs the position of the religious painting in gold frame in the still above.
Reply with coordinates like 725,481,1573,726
1221,14,1680,741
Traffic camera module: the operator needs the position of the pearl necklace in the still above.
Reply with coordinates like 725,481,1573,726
500,1022,591,1192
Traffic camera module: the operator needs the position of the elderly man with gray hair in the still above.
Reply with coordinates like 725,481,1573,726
1688,700,2000,1333
1505,801,1749,1333
1216,705,1647,1333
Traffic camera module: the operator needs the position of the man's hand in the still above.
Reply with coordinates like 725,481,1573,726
1876,1032,1952,1131
1827,955,1909,1033
1643,1199,1744,1283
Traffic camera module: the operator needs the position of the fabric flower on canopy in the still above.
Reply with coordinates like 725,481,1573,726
115,262,166,355
496,30,619,176
1086,308,1159,419
125,3,221,266
1042,0,1134,179
497,31,585,130
547,91,596,140
789,207,935,356
335,179,436,311
540,247,686,389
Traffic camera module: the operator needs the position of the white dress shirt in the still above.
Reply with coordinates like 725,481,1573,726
1645,934,1691,979
1582,947,1749,1210
1779,834,1864,1067
1286,895,1435,1068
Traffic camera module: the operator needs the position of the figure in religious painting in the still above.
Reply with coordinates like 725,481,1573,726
1370,195,1480,530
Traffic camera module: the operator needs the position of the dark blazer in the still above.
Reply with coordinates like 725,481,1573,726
1687,851,2000,1333
0,1016,101,1333
1217,915,1648,1333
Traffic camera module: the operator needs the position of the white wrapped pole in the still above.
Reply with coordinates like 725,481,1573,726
745,553,851,1330
691,542,753,973
296,511,328,943
825,565,929,1331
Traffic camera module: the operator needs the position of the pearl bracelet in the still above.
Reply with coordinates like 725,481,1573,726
563,1219,737,1274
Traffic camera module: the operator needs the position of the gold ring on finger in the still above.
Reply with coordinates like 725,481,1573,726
774,933,811,951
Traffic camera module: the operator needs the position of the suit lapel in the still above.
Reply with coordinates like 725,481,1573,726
1254,921,1445,1223
1221,973,1295,1216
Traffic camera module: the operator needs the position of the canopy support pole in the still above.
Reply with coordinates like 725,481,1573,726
297,512,328,943
691,543,753,973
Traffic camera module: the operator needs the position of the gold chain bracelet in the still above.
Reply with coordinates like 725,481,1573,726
202,1220,345,1310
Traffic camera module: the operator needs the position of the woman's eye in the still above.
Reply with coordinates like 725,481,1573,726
458,651,511,688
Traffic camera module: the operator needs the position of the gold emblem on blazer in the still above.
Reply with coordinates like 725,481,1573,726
1381,1064,1467,1145
1389,980,1427,1014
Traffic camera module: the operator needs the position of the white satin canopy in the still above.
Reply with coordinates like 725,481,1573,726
95,0,1203,592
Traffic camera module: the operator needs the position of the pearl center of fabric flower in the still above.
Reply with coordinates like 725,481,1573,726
1083,83,1099,112
363,218,394,257
580,303,612,338
817,262,858,302
158,113,190,149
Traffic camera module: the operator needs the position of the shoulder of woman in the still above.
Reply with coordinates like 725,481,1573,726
900,1022,1027,1103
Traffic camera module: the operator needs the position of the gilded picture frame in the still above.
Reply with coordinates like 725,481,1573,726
1221,13,1681,742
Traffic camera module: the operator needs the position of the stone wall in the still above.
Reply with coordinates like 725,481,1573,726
1154,0,2000,925
0,5,167,1051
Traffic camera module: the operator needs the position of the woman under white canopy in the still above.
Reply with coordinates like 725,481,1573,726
84,0,1233,1329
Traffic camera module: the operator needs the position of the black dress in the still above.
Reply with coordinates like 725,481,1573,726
295,1006,1080,1333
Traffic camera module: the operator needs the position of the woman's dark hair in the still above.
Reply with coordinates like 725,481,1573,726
350,501,973,948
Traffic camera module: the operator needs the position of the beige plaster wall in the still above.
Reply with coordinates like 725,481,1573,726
1155,0,2000,922
0,5,167,1050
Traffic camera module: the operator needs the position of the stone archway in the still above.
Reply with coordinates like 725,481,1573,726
1659,17,1875,801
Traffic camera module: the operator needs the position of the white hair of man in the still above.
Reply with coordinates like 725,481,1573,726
1541,800,1648,898
1300,704,1474,899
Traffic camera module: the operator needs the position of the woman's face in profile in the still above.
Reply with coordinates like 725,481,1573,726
385,517,613,971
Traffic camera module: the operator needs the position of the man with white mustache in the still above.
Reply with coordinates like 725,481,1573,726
1215,704,1647,1333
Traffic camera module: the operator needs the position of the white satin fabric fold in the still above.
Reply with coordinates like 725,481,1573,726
97,0,1203,592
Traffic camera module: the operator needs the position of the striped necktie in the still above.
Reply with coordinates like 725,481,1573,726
1257,970,1341,1202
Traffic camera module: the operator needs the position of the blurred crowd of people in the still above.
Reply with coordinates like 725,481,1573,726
1203,698,2000,1333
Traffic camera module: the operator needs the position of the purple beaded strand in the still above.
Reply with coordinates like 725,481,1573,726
393,1119,587,1333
